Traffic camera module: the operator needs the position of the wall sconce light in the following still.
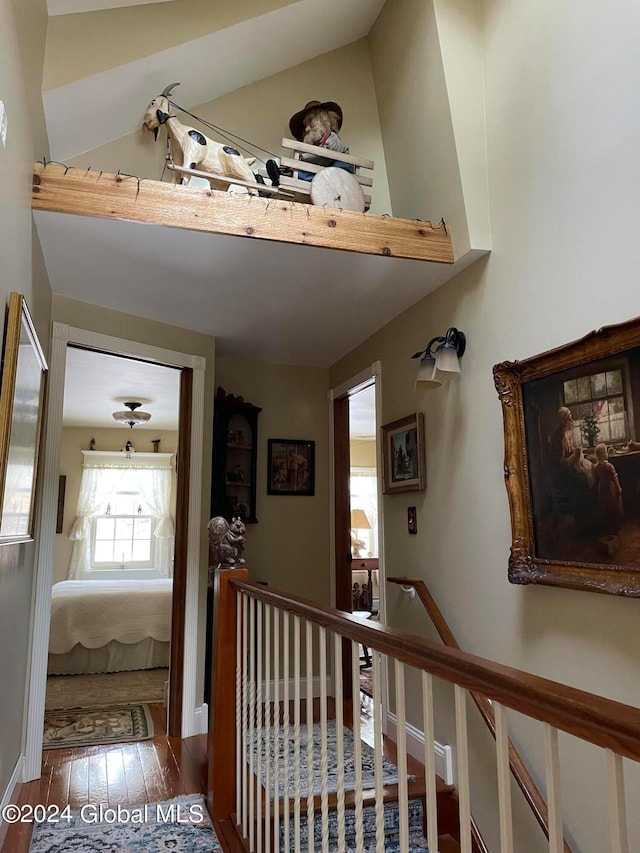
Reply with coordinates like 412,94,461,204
411,327,466,390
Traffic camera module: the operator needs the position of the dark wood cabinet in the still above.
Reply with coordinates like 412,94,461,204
206,387,260,701
211,387,261,523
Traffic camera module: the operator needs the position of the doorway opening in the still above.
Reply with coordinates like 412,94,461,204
44,347,180,740
331,364,384,716
348,383,380,700
25,324,205,782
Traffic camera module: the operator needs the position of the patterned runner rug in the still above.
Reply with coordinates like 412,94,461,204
250,720,413,797
282,796,428,851
29,794,221,852
43,703,154,749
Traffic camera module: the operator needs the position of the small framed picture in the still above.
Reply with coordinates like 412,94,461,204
381,413,426,494
267,439,315,496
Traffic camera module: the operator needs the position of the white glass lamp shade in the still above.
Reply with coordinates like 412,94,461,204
112,401,152,428
434,344,461,376
414,354,442,390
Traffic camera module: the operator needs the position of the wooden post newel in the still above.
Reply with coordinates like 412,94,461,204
207,564,248,821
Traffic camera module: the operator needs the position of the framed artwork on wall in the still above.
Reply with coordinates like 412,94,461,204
494,314,640,597
381,413,425,494
0,292,48,544
267,439,315,496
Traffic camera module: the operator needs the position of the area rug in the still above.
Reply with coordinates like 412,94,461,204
45,668,168,711
360,665,373,697
250,720,413,798
282,795,428,851
43,704,154,749
29,794,221,852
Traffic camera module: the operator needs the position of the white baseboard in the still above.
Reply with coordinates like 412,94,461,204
386,713,453,786
194,703,208,735
0,754,25,828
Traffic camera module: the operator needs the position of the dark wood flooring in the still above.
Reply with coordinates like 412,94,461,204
0,703,207,853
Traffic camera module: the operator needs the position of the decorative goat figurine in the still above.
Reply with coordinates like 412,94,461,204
142,83,257,188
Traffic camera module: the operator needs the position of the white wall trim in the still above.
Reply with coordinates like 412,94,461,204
386,711,453,786
181,359,205,737
329,362,382,402
194,702,208,736
24,323,206,779
1,754,25,825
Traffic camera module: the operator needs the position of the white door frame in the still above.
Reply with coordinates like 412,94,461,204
24,323,206,780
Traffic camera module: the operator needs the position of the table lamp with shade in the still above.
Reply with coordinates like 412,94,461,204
350,508,372,558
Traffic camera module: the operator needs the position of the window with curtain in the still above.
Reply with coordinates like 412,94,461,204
350,468,378,558
68,452,175,580
563,366,629,446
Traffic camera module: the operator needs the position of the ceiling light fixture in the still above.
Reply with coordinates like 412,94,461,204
112,401,152,428
411,327,466,390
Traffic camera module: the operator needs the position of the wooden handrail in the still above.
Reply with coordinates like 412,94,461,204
231,578,640,764
388,576,572,853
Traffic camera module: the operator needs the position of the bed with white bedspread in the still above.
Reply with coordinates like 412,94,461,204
48,578,172,675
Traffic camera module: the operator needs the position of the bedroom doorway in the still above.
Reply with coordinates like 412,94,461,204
45,346,181,738
24,323,206,781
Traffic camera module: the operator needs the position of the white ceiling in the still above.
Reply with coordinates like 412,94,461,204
63,346,181,429
35,211,475,368
349,384,376,441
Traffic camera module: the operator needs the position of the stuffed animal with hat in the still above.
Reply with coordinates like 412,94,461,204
266,99,355,185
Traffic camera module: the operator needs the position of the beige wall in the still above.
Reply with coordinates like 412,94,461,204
51,296,215,699
44,0,297,90
0,0,50,801
370,0,469,246
54,427,178,584
331,0,640,849
350,438,376,469
67,39,392,216
215,358,330,604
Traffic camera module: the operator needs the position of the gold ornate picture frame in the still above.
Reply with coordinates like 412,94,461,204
0,293,48,543
494,315,640,596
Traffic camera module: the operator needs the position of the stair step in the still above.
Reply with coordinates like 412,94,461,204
339,835,429,852
281,797,425,849
438,834,461,853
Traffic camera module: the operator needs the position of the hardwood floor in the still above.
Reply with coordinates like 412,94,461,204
1,693,446,853
0,703,207,853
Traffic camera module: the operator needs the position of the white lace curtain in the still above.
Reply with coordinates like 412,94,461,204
68,461,174,580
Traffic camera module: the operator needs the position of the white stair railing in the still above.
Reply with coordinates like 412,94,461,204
209,569,640,853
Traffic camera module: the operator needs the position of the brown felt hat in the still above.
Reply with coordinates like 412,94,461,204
289,100,343,141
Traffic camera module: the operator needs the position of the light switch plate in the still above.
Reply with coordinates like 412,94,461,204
0,101,7,148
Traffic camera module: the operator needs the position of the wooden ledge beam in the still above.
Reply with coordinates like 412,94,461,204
32,163,453,264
